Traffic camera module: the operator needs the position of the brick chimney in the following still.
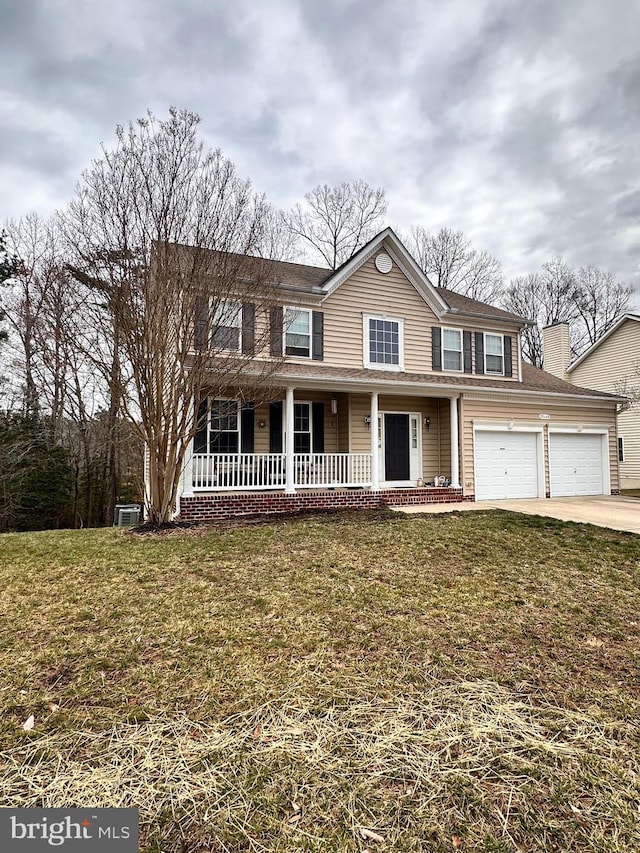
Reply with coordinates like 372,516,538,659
542,323,571,380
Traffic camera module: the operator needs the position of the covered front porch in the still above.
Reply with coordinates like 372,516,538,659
178,387,462,500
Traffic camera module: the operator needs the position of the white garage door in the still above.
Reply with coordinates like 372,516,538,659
549,433,604,497
474,431,540,501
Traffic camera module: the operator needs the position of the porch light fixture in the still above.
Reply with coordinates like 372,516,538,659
331,398,338,415
508,419,515,430
364,415,372,426
257,418,267,429
424,416,431,430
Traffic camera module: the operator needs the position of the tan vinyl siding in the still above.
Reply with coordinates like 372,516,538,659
570,319,640,487
617,404,640,487
461,397,619,496
322,256,436,371
253,392,339,454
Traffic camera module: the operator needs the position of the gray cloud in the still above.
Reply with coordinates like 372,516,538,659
0,0,639,296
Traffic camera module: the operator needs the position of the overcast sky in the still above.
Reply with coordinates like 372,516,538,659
2,0,640,289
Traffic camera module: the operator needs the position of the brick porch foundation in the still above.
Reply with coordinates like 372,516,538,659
179,487,472,523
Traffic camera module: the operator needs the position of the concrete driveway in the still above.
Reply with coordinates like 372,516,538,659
394,495,640,535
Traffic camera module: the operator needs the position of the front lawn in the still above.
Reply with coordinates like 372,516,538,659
1,510,639,851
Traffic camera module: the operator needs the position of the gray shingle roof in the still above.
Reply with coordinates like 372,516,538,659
262,359,621,400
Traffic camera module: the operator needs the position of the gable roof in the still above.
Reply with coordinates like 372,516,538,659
318,227,450,315
566,314,640,374
240,228,530,327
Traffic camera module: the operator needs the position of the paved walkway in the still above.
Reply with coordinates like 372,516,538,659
393,495,640,535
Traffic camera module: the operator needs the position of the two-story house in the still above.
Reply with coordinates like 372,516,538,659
172,229,622,522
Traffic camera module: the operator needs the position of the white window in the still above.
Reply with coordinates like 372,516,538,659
284,308,311,358
209,399,239,453
294,402,312,453
442,329,463,371
212,300,242,351
618,436,625,462
484,333,504,375
363,314,404,370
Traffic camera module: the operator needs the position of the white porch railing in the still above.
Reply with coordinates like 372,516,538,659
293,453,371,488
191,452,372,491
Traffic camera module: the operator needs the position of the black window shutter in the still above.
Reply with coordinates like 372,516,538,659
312,402,325,453
431,326,442,370
242,303,255,356
475,332,484,374
241,403,255,452
195,297,208,351
463,331,472,373
312,311,324,360
270,307,283,357
194,398,209,453
432,327,442,371
504,335,513,377
269,401,283,452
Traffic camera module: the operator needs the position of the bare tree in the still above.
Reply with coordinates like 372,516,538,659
502,258,578,367
502,257,633,367
62,108,281,525
286,180,387,269
407,226,503,302
573,265,634,353
2,214,59,418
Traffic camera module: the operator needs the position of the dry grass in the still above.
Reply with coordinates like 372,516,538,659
1,509,639,851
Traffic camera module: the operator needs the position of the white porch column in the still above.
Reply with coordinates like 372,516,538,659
449,395,460,488
179,435,194,499
370,391,380,491
285,387,296,494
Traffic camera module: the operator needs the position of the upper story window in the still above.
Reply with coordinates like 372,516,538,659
484,333,504,375
212,300,242,351
284,308,311,358
364,314,404,371
442,329,463,371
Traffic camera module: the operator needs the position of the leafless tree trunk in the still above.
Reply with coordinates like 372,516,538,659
62,108,283,525
286,181,387,269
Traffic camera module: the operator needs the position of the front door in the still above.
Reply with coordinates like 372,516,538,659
384,413,410,481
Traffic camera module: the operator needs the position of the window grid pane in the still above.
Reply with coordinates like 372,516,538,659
369,319,399,365
293,403,311,453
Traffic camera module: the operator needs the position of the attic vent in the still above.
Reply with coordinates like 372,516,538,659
375,253,393,274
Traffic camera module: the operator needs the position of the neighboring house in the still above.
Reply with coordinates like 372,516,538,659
172,229,623,521
544,316,640,490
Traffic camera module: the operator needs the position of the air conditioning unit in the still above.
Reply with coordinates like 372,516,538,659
114,504,141,527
